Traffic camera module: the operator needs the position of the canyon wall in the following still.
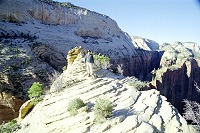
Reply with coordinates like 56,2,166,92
0,0,160,97
156,60,200,113
153,42,200,114
0,0,200,124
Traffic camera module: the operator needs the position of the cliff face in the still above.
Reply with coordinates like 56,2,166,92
131,36,159,51
0,0,200,126
111,49,162,79
156,60,200,113
0,0,160,99
153,42,200,114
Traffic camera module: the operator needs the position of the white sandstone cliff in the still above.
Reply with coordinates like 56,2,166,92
0,0,136,58
131,36,159,51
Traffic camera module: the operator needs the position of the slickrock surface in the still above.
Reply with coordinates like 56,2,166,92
15,52,195,133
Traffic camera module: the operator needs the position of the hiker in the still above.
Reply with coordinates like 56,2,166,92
85,50,94,77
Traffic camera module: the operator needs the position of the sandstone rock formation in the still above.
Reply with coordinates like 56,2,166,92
131,36,159,51
0,0,160,79
0,0,161,123
32,44,66,70
0,39,56,98
0,92,23,124
152,42,200,114
0,1,162,121
18,99,35,120
15,50,196,133
0,0,199,126
67,46,83,64
182,42,200,53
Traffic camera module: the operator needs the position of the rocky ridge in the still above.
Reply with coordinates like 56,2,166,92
0,0,200,126
0,0,161,117
15,48,195,133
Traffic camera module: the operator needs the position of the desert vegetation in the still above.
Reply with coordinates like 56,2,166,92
127,77,148,91
183,82,200,132
62,66,67,71
28,82,43,105
93,53,110,69
0,120,20,133
67,98,86,116
93,98,113,123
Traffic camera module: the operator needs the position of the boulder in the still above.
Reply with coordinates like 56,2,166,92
18,99,35,120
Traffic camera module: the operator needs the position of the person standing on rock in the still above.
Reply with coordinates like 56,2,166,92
85,50,94,77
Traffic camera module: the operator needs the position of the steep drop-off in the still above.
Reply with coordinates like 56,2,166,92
152,42,200,114
0,0,162,122
0,0,160,99
0,0,200,125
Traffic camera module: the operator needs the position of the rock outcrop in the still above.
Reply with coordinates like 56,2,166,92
32,44,66,71
152,42,200,114
18,99,35,120
67,46,83,64
0,0,163,122
182,42,200,53
0,39,56,98
0,92,23,124
115,49,162,79
15,49,196,133
131,36,159,51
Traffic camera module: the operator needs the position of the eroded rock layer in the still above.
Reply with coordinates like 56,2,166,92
15,51,195,133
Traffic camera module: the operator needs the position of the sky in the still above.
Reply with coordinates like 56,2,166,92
57,0,200,45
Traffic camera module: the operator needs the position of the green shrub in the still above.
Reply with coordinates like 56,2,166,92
28,82,43,99
67,98,85,116
93,53,110,69
93,98,113,123
0,120,20,133
28,82,43,105
127,78,148,91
